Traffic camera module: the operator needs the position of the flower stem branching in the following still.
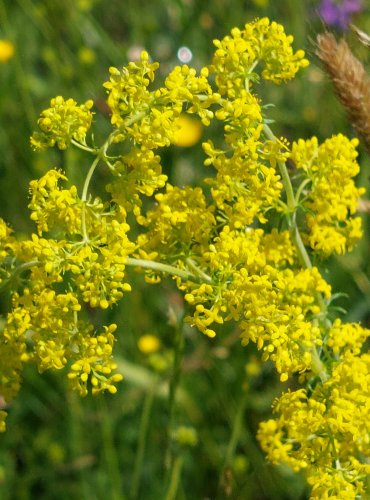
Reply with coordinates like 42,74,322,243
0,260,39,294
126,257,213,285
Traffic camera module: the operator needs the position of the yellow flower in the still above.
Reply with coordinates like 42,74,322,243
252,0,269,6
210,18,309,97
77,0,93,11
245,356,262,377
31,96,94,150
0,40,14,63
172,426,198,447
173,114,203,147
138,334,161,354
78,47,96,65
290,134,365,256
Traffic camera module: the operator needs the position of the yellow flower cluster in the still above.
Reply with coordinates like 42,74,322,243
66,214,133,308
104,52,219,149
137,184,216,261
327,318,370,356
0,218,14,259
0,17,368,499
180,226,331,381
28,169,82,235
106,147,167,216
31,96,94,151
210,17,309,97
2,286,124,402
68,324,123,396
258,351,370,497
204,138,283,228
290,135,365,256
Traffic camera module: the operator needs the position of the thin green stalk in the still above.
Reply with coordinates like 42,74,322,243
0,260,38,294
99,398,125,500
81,154,101,203
126,257,212,285
263,124,296,211
292,225,312,270
130,382,157,499
311,348,329,383
67,393,94,499
216,390,249,496
263,123,312,269
222,390,249,472
80,131,118,241
71,139,97,154
81,129,120,202
80,152,101,242
165,316,185,476
263,123,329,380
186,258,213,283
165,456,183,500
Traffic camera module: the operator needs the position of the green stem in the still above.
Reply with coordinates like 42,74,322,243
311,347,329,382
263,124,295,211
71,139,97,154
165,456,183,500
221,390,249,479
263,123,329,379
126,257,212,284
80,153,100,242
165,316,185,476
295,178,311,206
130,381,157,499
0,260,39,293
292,226,312,269
263,123,312,269
186,258,213,282
81,129,120,202
80,131,118,241
81,154,101,203
99,398,125,500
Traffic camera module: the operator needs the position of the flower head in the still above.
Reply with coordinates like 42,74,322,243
30,96,94,150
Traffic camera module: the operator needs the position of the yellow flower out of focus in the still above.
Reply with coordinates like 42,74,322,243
77,0,93,11
138,334,161,354
173,114,203,147
78,47,96,65
0,40,14,63
245,356,262,377
172,426,198,447
252,0,269,6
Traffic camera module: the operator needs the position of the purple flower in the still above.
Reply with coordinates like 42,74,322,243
318,0,363,29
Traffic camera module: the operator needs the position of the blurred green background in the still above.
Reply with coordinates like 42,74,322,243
0,0,370,498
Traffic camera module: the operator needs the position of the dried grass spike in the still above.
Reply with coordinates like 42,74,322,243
316,32,370,153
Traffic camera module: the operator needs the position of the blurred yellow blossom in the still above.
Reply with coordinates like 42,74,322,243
232,455,249,474
172,426,198,447
245,356,262,377
78,47,96,65
138,334,161,354
173,114,203,147
252,0,269,6
77,0,93,11
0,40,14,63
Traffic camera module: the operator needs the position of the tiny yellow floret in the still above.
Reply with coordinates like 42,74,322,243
138,334,161,354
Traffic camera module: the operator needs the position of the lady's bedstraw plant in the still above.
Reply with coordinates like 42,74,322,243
0,18,369,498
